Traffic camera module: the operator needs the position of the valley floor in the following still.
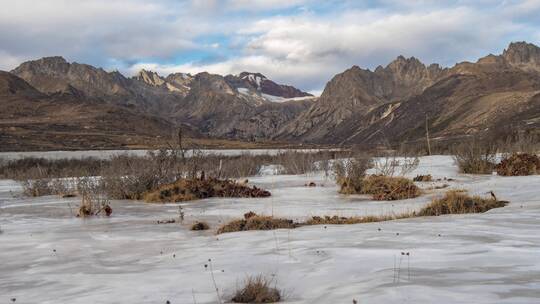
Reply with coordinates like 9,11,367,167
1,156,540,303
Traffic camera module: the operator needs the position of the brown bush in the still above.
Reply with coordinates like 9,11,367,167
495,153,540,176
144,178,271,203
360,175,420,200
413,174,433,182
191,221,210,231
453,139,497,174
232,275,281,303
334,156,373,194
417,191,507,216
77,194,112,218
217,213,297,234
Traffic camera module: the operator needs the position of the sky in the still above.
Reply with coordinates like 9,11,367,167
1,0,540,94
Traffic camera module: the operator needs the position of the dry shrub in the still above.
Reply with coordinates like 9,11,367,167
496,153,540,176
360,175,420,200
191,221,210,230
373,155,419,177
21,179,54,197
77,195,112,218
144,178,271,203
500,132,540,155
101,150,183,200
453,139,497,174
334,156,372,194
417,191,507,216
232,275,281,303
0,157,103,180
413,174,433,182
76,178,112,217
217,212,297,234
20,178,75,197
276,151,316,174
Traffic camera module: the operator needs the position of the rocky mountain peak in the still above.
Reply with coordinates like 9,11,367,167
165,73,193,91
224,72,311,99
134,69,166,87
12,56,70,76
191,72,235,95
503,41,540,71
239,72,268,89
384,56,430,76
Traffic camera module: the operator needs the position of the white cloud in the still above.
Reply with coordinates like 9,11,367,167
226,0,309,11
1,0,539,91
0,0,216,67
161,6,525,90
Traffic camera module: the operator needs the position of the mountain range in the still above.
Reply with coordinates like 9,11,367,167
1,42,539,151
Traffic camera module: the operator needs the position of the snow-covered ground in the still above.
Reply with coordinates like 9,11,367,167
1,155,540,303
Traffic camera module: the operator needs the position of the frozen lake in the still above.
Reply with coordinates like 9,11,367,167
1,156,540,303
0,149,336,160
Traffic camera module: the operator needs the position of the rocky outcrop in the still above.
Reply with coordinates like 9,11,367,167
503,41,540,72
225,72,312,98
278,56,445,141
278,42,540,145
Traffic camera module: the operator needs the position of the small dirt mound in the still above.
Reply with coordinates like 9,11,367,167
496,153,540,176
418,191,508,216
217,213,297,234
232,275,281,303
144,178,271,203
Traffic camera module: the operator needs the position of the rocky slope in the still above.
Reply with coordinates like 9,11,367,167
176,72,314,139
278,42,540,145
0,71,177,151
5,57,315,149
278,56,446,141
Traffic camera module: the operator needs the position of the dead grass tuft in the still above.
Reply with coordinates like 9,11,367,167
232,275,281,303
495,153,540,176
417,191,508,216
360,175,421,200
217,213,297,234
191,221,210,231
144,178,271,203
453,139,497,174
304,215,404,225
